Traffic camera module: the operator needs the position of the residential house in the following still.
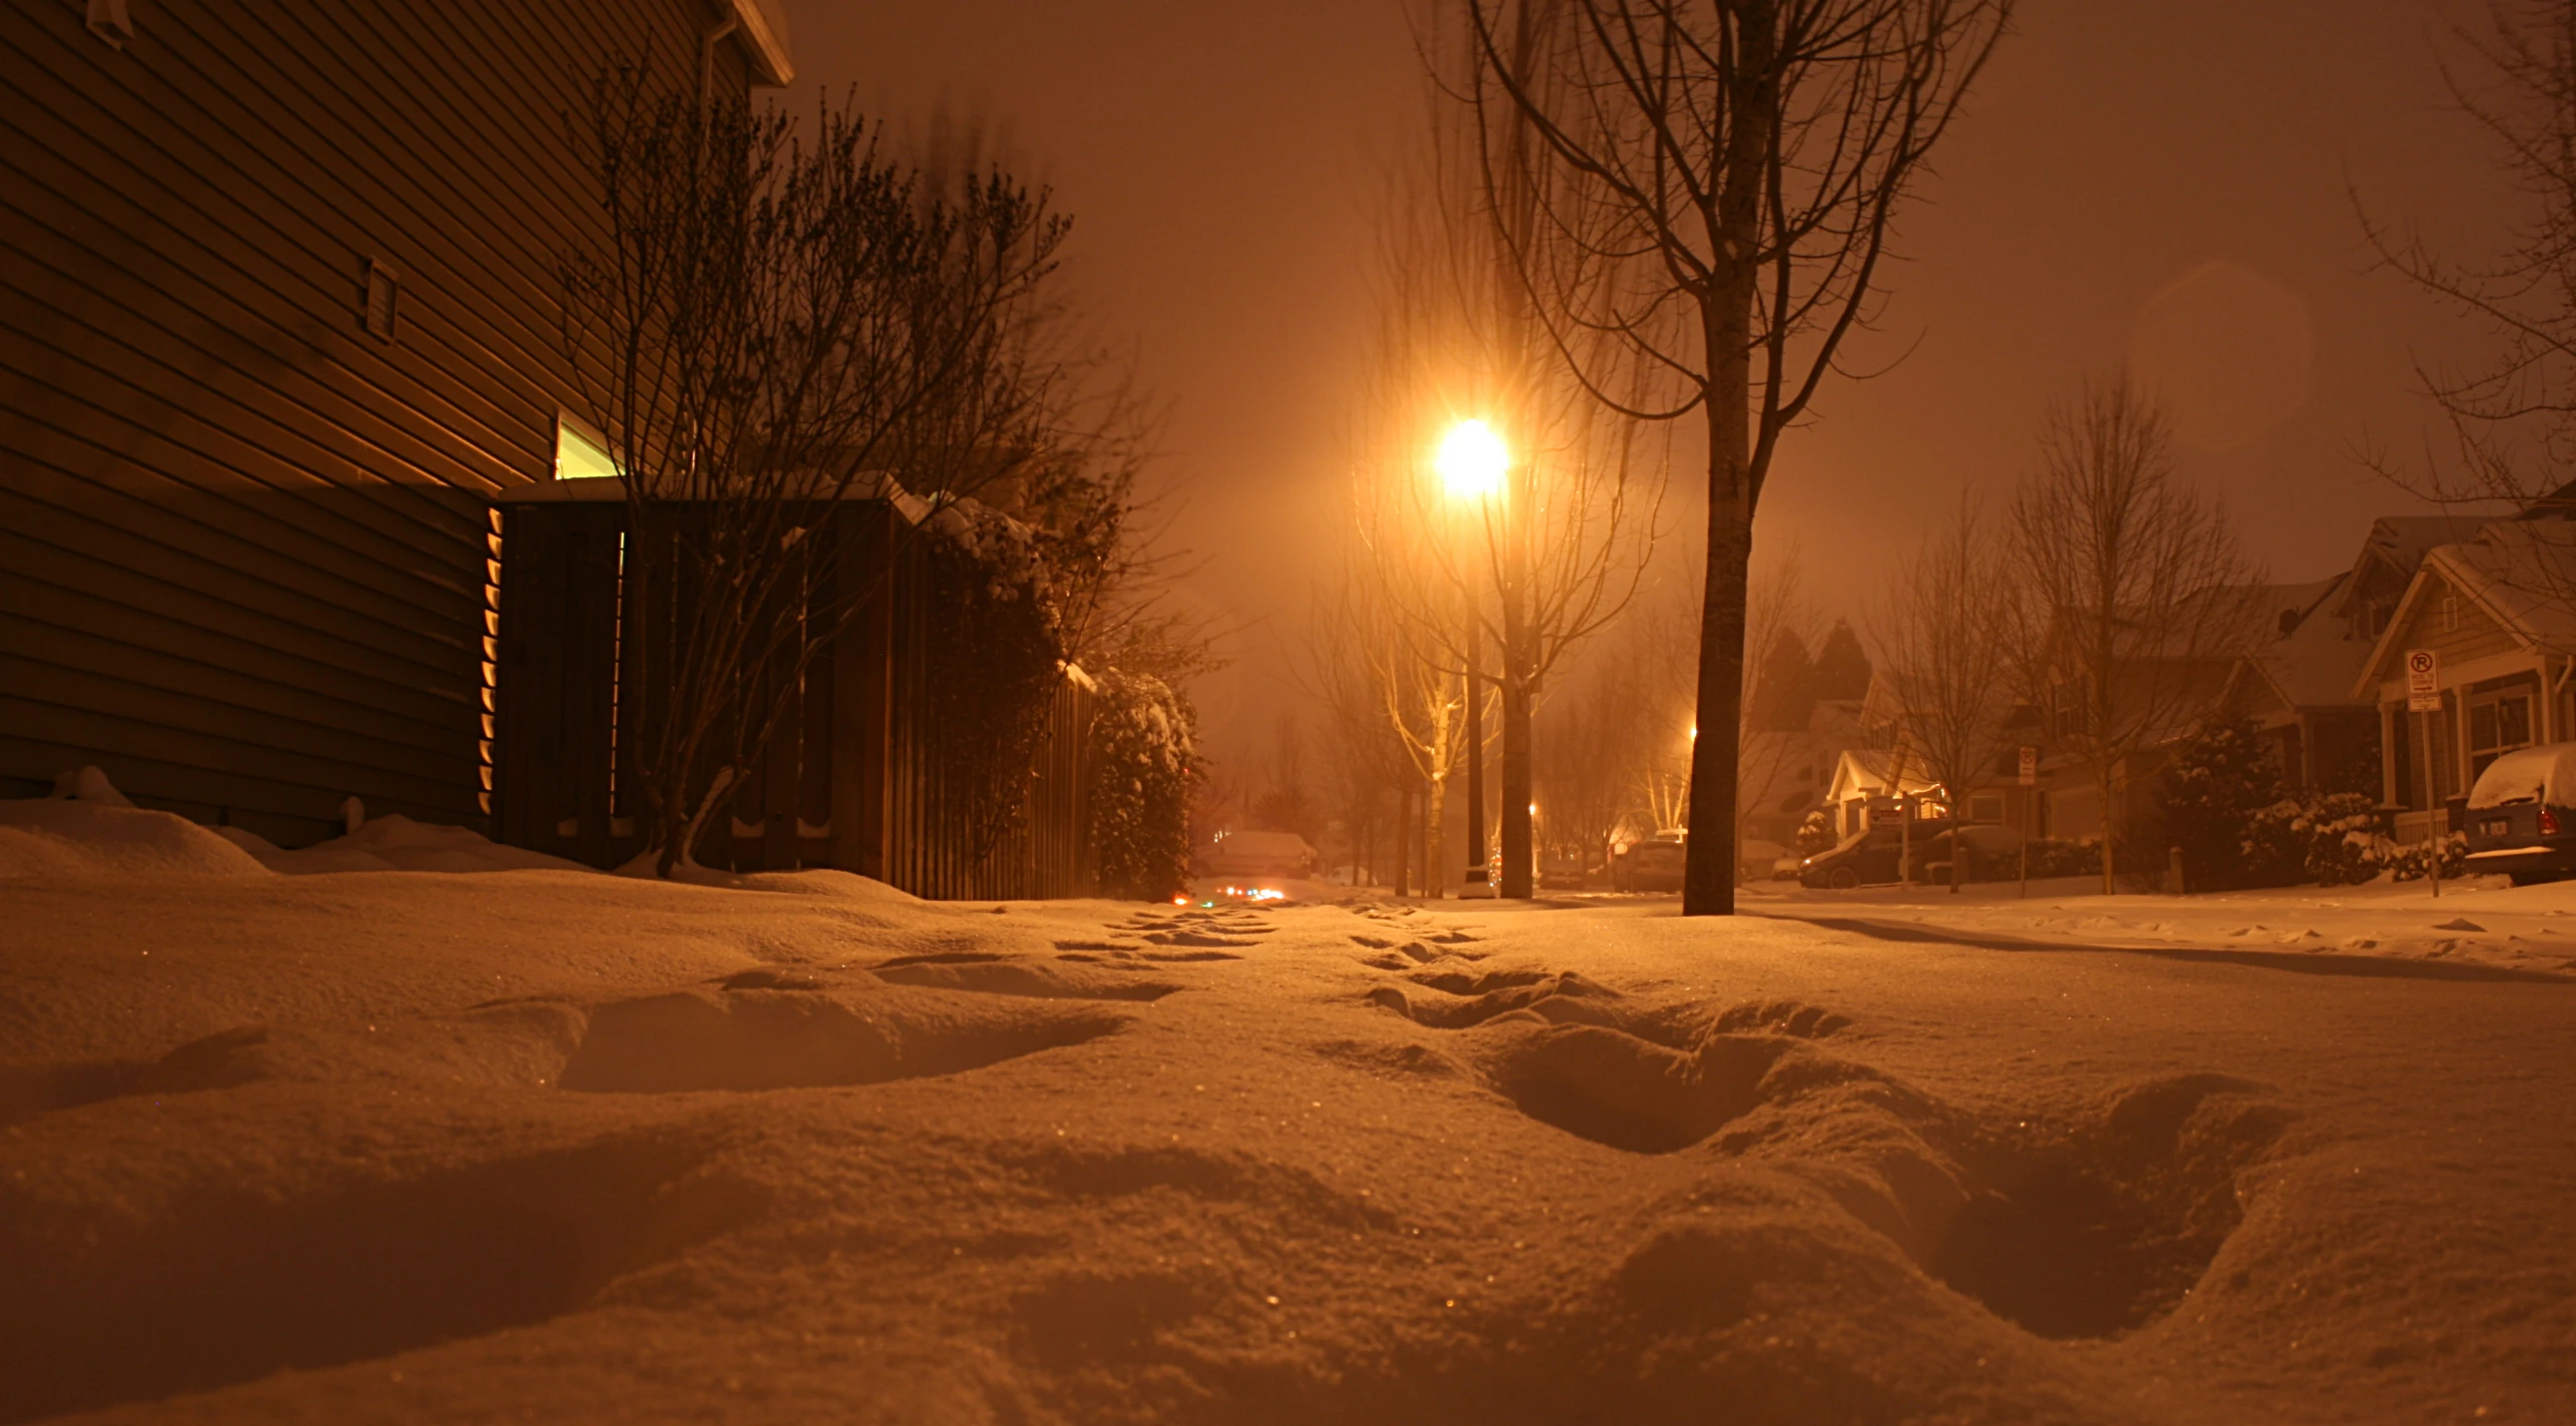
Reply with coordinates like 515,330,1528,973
1738,696,1862,846
2218,572,2381,794
1,1,792,846
2353,520,2576,842
1822,747,1952,841
2339,515,2496,644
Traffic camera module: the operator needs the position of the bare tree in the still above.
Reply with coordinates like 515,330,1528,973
564,79,1069,876
2358,1,2576,515
1348,64,1665,898
1459,0,2012,914
2353,1,2576,628
1868,496,2011,892
2010,375,2261,894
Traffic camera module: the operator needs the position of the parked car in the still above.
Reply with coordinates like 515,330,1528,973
1537,857,1589,891
2463,742,2576,885
1613,837,1686,893
1797,824,2000,889
1199,830,1315,881
1737,838,1787,884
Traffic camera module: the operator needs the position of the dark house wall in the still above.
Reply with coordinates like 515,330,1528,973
0,0,759,846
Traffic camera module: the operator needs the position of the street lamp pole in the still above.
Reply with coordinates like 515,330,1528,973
1497,442,1533,899
1437,418,1510,900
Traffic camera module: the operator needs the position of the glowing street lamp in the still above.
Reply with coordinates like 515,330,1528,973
1435,418,1510,501
1435,418,1515,898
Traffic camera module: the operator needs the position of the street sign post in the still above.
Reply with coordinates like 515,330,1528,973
2406,650,2441,898
2405,650,2440,713
2017,747,2038,899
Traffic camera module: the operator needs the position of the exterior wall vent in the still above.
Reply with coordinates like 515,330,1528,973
363,258,400,342
86,0,133,49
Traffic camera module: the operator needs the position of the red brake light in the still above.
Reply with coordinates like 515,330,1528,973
2543,808,2561,836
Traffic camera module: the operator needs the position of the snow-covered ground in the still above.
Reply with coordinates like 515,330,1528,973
1733,872,2576,977
3,802,2572,1423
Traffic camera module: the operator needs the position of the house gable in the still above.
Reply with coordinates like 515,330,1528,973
2356,562,2524,693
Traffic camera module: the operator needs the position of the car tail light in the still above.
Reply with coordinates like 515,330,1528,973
2543,808,2561,836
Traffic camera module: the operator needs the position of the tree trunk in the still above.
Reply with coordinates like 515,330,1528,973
1426,773,1447,900
1394,785,1412,896
1500,666,1534,899
1680,7,1771,919
2100,760,2119,895
1684,481,1753,915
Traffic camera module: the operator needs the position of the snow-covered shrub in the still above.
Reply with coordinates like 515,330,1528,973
1085,670,1197,900
1794,809,1838,856
2260,792,2385,887
2018,837,2103,879
2372,829,2467,883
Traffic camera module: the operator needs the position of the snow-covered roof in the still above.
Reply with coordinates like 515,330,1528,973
728,0,794,86
2367,515,2496,574
2355,521,2576,692
2235,572,2370,710
1825,748,1942,803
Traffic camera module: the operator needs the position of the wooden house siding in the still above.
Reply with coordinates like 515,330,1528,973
1,0,752,846
2376,579,2522,679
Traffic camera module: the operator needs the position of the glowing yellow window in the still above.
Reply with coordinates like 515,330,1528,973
555,413,616,480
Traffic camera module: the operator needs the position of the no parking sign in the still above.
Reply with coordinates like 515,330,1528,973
2405,650,2440,713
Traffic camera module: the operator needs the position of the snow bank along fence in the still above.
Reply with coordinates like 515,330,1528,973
487,493,1094,899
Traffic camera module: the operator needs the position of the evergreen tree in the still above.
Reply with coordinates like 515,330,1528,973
2159,719,2299,891
1750,628,1818,731
1812,620,1874,702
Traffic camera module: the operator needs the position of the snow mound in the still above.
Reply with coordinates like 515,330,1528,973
221,815,592,875
0,798,271,880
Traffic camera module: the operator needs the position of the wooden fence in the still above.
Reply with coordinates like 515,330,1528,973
489,492,1093,899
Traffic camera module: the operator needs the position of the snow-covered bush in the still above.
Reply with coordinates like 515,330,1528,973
1085,669,1197,900
1793,810,1838,856
2255,792,2385,887
2371,829,2468,883
2016,837,2103,880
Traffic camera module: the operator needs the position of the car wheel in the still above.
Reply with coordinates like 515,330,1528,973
1826,867,1861,890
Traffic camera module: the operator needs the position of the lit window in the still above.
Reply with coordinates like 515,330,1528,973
555,413,616,480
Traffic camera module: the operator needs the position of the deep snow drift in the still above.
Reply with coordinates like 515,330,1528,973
2,839,2571,1422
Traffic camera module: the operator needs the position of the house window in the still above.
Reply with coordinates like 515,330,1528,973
1969,793,2005,823
2467,687,2534,783
555,413,616,480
